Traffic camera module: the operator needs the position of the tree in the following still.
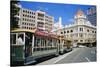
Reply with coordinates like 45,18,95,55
10,0,20,30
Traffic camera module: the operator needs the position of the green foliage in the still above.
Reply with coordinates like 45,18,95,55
10,0,20,30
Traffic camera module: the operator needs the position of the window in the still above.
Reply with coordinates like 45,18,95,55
11,33,24,45
11,34,16,44
30,12,31,14
80,40,83,42
23,14,24,16
95,31,96,33
34,37,41,51
38,13,44,17
24,23,26,25
79,28,83,31
70,30,73,33
87,29,89,32
23,18,24,21
64,31,66,34
80,34,83,37
61,32,63,34
67,30,69,33
27,11,29,13
25,18,26,21
48,39,52,50
92,31,94,33
18,34,24,41
23,10,25,12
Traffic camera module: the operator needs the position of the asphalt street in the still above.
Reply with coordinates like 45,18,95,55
37,47,96,65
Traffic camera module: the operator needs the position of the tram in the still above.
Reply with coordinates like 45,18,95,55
10,28,73,66
58,35,73,54
10,29,60,65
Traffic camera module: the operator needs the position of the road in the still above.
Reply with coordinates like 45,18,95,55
37,47,96,65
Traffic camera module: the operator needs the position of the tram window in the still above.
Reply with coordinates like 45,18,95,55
48,40,52,46
51,40,54,49
34,36,38,51
41,39,43,51
37,38,41,47
34,37,36,51
34,37,41,51
43,39,45,50
34,37,40,47
37,48,40,51
11,34,16,44
48,40,51,50
18,34,24,41
53,40,56,49
33,48,36,52
44,40,47,50
41,39,44,51
34,37,37,47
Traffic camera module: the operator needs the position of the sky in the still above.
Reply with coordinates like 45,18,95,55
19,1,96,25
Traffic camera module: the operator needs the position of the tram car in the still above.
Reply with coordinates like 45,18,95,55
63,40,73,53
10,29,60,65
58,35,73,54
10,28,72,66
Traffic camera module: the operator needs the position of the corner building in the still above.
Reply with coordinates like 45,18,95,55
57,9,96,46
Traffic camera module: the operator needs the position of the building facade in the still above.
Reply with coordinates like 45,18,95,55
17,7,54,32
55,9,96,46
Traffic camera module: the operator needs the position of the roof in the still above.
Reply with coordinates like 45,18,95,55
11,28,37,33
35,30,48,37
11,28,59,39
11,29,72,41
76,9,84,16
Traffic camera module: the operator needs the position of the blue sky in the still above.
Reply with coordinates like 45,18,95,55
19,1,96,25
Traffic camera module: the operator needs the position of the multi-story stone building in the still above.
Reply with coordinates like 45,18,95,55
17,7,54,32
54,9,96,46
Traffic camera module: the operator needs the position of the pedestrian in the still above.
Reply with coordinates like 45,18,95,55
17,34,24,45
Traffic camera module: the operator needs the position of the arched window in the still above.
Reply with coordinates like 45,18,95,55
67,30,69,33
70,30,73,33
